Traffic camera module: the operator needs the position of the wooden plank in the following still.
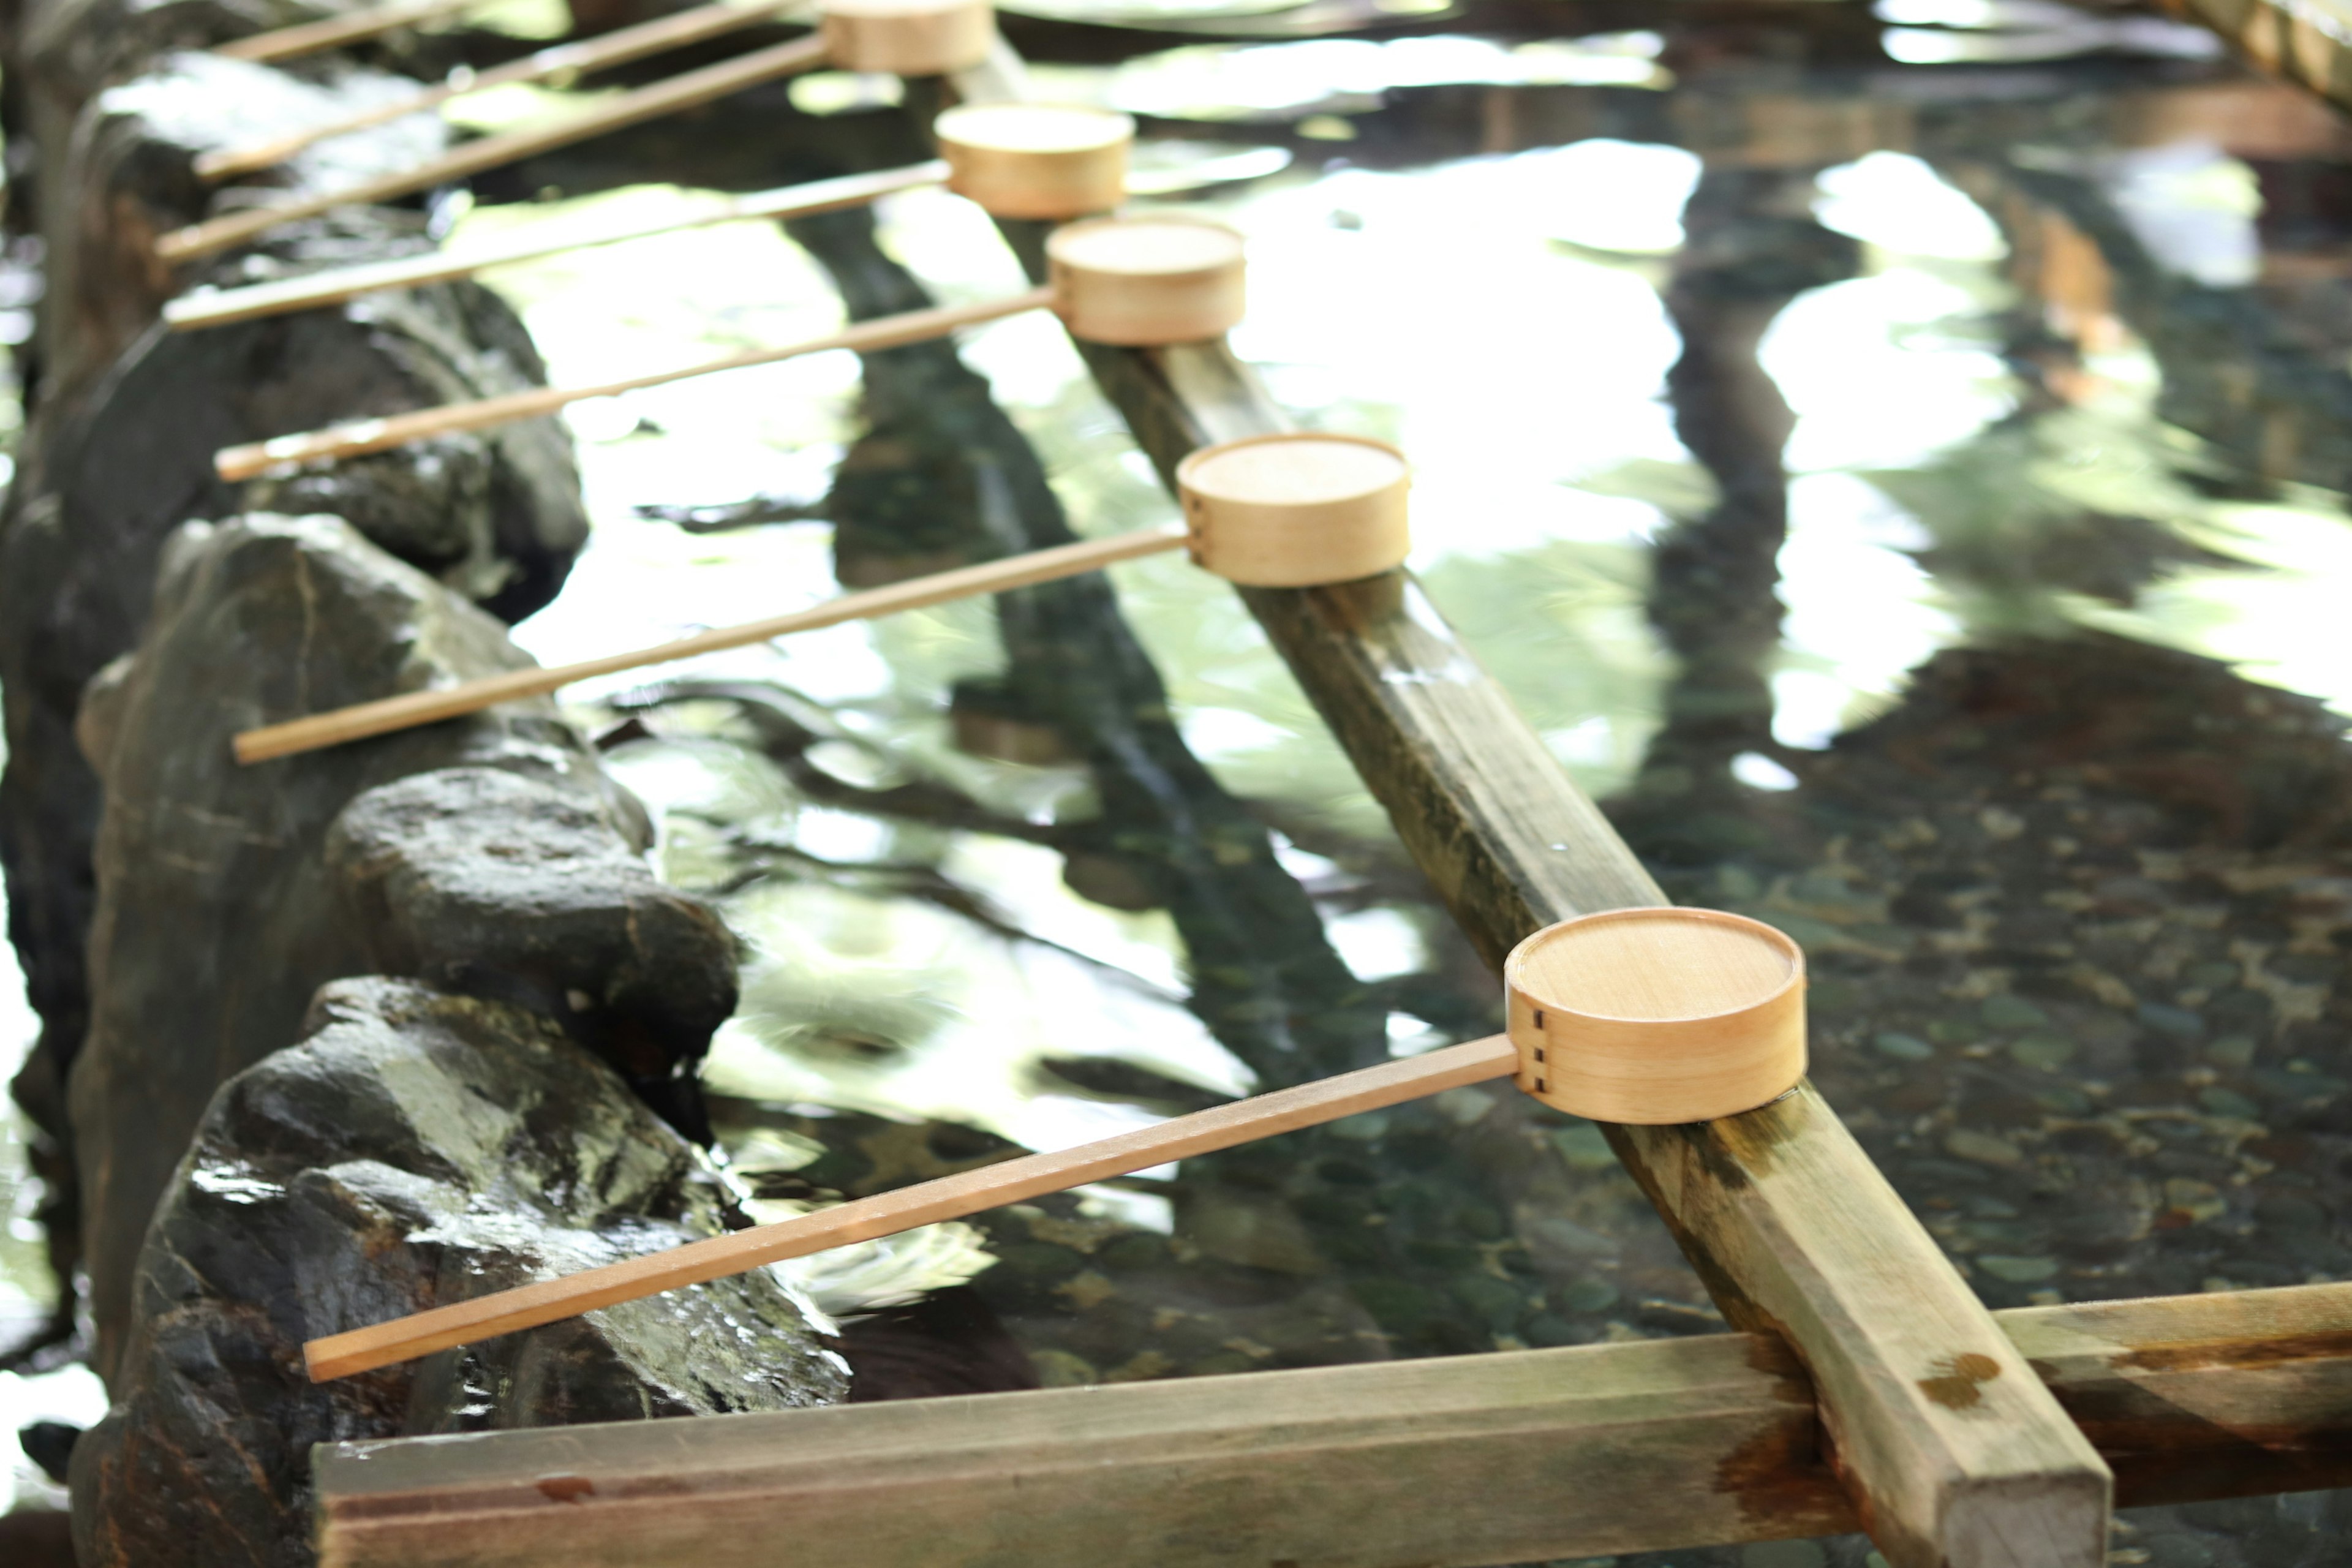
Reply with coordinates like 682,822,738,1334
1088,358,2109,1568
311,1283,2352,1568
2156,0,2352,117
303,1037,1518,1381
2010,1283,2352,1509
938,51,2111,1567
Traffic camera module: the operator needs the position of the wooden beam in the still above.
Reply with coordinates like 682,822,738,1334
311,1283,2352,1568
939,50,2113,1568
2155,0,2352,118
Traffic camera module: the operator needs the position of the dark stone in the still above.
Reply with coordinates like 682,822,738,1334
44,51,450,400
62,515,700,1378
836,1286,1038,1403
0,1509,75,1568
0,52,581,1292
69,977,845,1568
326,766,740,1127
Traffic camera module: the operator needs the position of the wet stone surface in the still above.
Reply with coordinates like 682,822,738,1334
67,512,706,1382
70,977,842,1568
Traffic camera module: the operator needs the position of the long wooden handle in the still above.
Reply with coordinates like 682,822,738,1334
304,1035,1518,1380
164,160,948,331
214,0,476,62
198,0,798,183
159,33,831,263
235,518,1184,763
214,284,1050,480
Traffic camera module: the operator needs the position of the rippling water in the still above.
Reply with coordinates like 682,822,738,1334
12,2,2352,1559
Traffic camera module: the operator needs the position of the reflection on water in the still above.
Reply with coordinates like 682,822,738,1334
459,18,2352,1562
12,1,2352,1556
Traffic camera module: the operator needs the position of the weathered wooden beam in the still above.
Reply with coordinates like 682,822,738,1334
311,1283,2352,1567
2156,0,2352,118
935,48,2111,1566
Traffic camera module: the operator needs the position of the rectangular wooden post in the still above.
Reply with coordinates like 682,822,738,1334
940,46,2116,1553
311,1283,2352,1567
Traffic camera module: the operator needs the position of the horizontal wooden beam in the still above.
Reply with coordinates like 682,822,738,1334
312,1283,2352,1567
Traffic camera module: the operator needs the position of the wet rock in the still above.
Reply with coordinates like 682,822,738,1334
69,977,844,1568
0,40,581,1223
835,1286,1037,1403
47,51,450,400
62,514,691,1378
1,169,584,1318
326,766,739,1119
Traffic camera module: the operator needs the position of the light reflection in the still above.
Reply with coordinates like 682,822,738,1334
1814,153,2008,262
1069,34,1670,122
1774,473,1957,749
1763,268,2016,473
2101,141,2264,288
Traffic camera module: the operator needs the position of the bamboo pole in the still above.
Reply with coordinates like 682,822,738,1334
234,518,1184,763
214,0,475,63
198,0,801,183
157,32,832,263
303,1035,1517,1380
214,284,1050,480
163,160,948,331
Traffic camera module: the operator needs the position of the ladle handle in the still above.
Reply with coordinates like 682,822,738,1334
303,1035,1518,1381
234,518,1183,763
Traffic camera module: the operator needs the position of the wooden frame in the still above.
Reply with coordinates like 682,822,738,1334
314,1281,2352,1566
297,21,2351,1568
947,46,2113,1563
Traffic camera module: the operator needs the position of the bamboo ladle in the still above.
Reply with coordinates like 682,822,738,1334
164,103,1133,332
211,212,1240,481
157,0,997,265
298,907,1809,1381
198,0,816,184
214,0,479,66
231,427,1411,763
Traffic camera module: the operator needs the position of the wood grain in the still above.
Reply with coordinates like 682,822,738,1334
163,160,948,331
212,284,1050,480
1044,216,1246,346
985,197,2113,1566
311,1281,2352,1568
301,1035,1518,1379
1506,908,1807,1125
214,0,474,62
197,0,799,182
157,34,831,263
237,519,1181,763
934,102,1129,219
1177,432,1411,587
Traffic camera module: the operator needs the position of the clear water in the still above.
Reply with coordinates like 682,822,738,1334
10,2,2352,1560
